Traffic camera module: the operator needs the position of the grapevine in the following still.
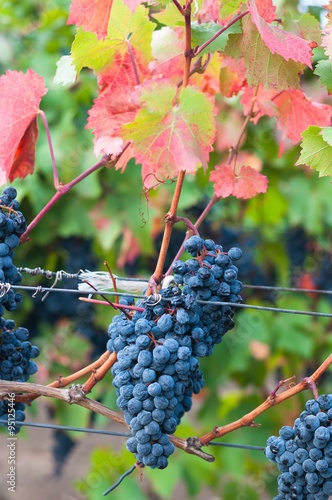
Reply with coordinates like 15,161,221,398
0,0,332,498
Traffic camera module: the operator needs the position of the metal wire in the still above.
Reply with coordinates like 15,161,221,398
103,465,137,496
244,284,332,295
3,281,332,318
0,419,265,452
0,419,131,436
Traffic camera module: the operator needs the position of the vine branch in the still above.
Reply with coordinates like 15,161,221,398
194,10,249,57
0,380,214,462
20,143,131,243
199,353,332,446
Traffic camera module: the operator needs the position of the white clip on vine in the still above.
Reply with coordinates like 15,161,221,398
0,282,11,298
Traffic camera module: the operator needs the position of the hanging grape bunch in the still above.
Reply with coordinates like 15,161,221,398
265,394,332,499
0,186,40,432
107,235,243,468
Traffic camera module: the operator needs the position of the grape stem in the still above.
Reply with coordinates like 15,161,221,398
13,350,115,404
149,2,193,289
20,143,131,243
0,379,214,462
198,353,332,446
194,9,249,57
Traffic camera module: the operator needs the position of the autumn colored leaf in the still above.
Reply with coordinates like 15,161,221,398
71,0,155,73
322,3,332,60
67,0,113,39
9,118,39,182
210,164,268,199
0,69,47,181
121,82,216,188
296,126,332,177
219,0,244,22
150,27,184,83
225,16,305,89
87,84,138,157
283,12,321,45
241,87,332,150
248,0,313,67
123,0,143,13
255,0,276,23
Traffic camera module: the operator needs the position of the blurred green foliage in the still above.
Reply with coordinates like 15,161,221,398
0,1,331,499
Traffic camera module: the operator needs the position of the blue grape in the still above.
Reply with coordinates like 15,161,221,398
266,395,332,498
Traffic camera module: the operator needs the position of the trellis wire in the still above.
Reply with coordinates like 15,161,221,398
4,281,332,318
0,419,264,451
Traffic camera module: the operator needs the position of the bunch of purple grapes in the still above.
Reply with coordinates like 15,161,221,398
0,187,39,433
265,394,332,499
107,235,243,468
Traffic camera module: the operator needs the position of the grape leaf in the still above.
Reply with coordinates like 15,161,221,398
67,0,113,39
123,0,143,12
150,27,184,83
71,29,117,73
121,83,216,188
87,85,138,156
248,0,313,67
9,118,39,182
71,0,155,73
87,50,150,157
0,69,47,181
241,87,332,147
296,126,332,177
225,16,305,89
210,164,268,199
191,21,241,56
219,0,244,21
283,12,321,45
255,0,276,23
320,127,332,147
54,55,77,86
314,59,332,93
198,0,221,23
322,3,332,60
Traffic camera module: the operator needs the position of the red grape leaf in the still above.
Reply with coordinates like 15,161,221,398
121,82,216,188
67,0,113,39
87,85,138,157
9,118,39,181
210,164,268,199
241,87,332,150
225,16,305,89
150,27,184,84
255,0,276,23
86,51,147,157
249,0,313,67
0,69,47,181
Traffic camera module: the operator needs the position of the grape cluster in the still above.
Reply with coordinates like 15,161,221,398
107,235,243,468
0,186,27,312
265,394,332,499
0,186,39,433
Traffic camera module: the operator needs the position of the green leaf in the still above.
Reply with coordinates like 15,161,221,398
314,59,332,93
296,125,332,177
220,0,244,20
71,28,117,73
191,21,241,55
71,0,154,72
122,83,216,187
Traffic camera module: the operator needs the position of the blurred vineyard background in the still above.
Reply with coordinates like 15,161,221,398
0,0,332,499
